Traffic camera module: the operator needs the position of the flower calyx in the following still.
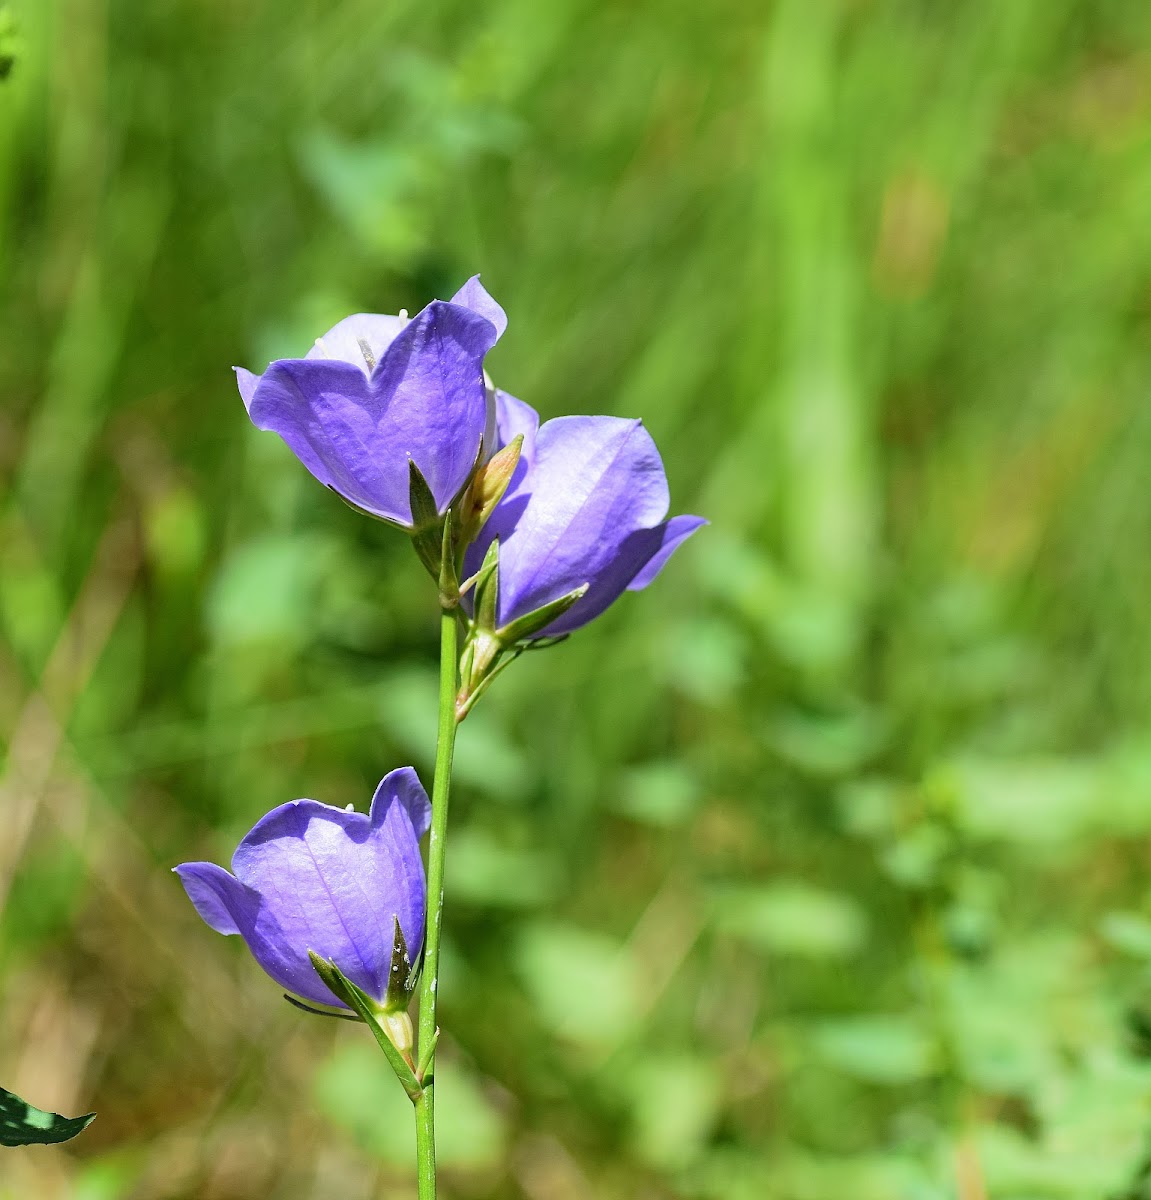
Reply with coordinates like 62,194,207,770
407,457,448,585
455,537,588,720
410,436,511,607
309,945,422,1102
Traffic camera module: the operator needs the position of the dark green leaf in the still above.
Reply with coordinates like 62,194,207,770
0,1086,94,1147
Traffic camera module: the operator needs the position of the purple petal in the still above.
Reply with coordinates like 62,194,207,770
535,514,706,637
450,275,507,340
374,765,432,840
235,367,261,412
495,390,540,480
305,313,409,366
627,514,707,592
482,378,499,462
247,359,407,521
245,300,498,525
174,861,253,936
367,767,432,956
219,790,426,1006
368,300,498,512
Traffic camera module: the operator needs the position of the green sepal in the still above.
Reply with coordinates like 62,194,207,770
0,1086,94,1147
308,952,422,1103
325,486,408,532
497,583,588,645
308,951,367,1013
472,538,501,633
524,633,571,651
437,511,459,606
416,1028,439,1085
384,916,418,1012
458,636,476,693
455,644,522,722
408,459,446,581
283,994,363,1022
407,457,440,532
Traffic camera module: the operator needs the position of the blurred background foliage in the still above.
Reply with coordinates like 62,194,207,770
3,0,1151,1195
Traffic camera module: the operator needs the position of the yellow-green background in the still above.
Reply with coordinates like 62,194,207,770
4,0,1151,1196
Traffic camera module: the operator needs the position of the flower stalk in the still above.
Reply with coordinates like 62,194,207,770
414,596,462,1198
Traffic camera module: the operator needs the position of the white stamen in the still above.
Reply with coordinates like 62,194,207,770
398,308,409,321
345,803,354,812
356,336,376,371
314,337,329,357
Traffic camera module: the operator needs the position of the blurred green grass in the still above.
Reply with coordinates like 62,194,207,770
3,0,1151,1196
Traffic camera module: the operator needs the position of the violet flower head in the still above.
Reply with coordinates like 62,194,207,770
464,392,706,638
237,277,507,529
175,768,430,1010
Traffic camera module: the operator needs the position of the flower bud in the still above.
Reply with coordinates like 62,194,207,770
457,434,523,547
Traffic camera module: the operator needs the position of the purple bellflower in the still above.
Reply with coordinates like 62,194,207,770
463,392,706,639
236,277,507,529
175,768,430,1011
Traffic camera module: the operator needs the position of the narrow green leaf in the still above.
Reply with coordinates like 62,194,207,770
0,1086,94,1147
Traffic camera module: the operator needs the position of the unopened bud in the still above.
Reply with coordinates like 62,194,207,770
458,435,523,546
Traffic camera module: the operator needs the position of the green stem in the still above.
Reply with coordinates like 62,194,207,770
414,1086,434,1197
414,606,460,1199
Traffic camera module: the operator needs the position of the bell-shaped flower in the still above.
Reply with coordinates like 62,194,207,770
174,768,430,1010
463,392,705,639
237,277,507,529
